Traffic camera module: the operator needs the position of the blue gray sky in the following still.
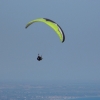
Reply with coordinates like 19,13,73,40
0,0,100,84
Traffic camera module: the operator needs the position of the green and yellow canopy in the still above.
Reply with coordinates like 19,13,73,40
25,18,65,43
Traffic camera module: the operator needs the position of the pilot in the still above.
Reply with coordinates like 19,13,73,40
37,54,43,61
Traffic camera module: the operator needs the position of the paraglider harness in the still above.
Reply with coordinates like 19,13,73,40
37,54,43,61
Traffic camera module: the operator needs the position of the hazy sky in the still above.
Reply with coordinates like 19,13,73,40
0,0,100,84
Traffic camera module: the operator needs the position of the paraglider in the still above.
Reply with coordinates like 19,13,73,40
25,18,65,61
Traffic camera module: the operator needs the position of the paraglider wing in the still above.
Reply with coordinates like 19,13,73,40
25,18,65,42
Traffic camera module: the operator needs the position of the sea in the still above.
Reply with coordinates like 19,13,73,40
0,82,100,100
71,97,100,100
